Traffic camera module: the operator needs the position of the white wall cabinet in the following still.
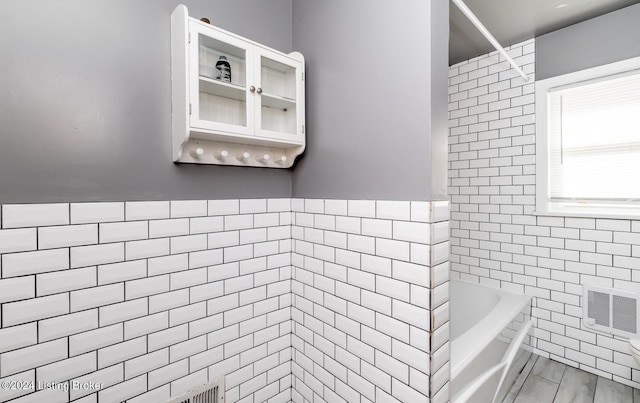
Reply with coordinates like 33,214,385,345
171,5,305,168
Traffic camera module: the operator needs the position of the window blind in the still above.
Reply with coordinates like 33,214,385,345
548,71,640,201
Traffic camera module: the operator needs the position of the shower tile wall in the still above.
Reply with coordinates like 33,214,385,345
448,38,640,388
0,198,450,403
290,199,450,403
0,199,293,403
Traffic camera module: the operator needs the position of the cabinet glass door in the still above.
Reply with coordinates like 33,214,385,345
255,51,304,143
189,22,254,136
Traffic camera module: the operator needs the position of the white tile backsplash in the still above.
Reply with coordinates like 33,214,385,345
125,238,170,261
208,200,240,216
36,351,96,384
347,200,376,218
361,218,392,238
68,323,123,357
2,248,69,277
71,242,124,268
2,293,69,327
170,234,207,254
71,202,124,224
36,267,97,296
0,197,447,403
324,199,348,216
38,224,98,249
0,338,68,377
38,309,98,343
225,215,254,231
125,201,170,221
0,276,35,304
100,299,148,327
148,289,189,315
377,201,411,221
2,203,69,229
127,383,170,403
190,216,224,234
411,201,431,223
267,198,291,213
100,221,149,243
393,221,431,244
376,238,410,261
149,218,189,238
98,260,147,285
170,200,208,218
291,198,448,403
189,249,223,269
0,371,36,401
70,364,123,400
98,337,147,369
0,323,37,354
147,253,188,276
0,228,37,254
240,199,268,214
70,283,124,312
99,374,147,403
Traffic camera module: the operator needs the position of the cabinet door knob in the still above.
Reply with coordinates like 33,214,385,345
250,86,256,92
256,87,263,94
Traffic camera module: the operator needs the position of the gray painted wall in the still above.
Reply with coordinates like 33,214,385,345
290,0,449,201
536,3,640,80
0,0,293,203
429,0,451,201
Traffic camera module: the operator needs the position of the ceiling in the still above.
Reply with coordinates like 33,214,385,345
449,0,640,65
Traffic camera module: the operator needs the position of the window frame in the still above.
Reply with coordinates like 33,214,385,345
535,56,640,219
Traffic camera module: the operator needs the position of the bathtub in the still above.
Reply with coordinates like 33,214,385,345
450,280,532,403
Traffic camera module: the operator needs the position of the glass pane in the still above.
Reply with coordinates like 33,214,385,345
261,103,297,134
549,71,640,200
199,92,246,127
197,34,247,128
260,56,297,134
261,57,296,100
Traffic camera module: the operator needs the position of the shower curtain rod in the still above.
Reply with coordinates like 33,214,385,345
451,0,530,82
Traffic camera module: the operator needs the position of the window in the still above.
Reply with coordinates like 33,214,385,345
536,57,640,218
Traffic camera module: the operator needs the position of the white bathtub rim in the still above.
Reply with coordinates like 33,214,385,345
450,280,532,380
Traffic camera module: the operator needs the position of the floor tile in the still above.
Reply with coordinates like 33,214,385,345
513,374,559,403
532,356,567,384
554,366,597,403
502,354,640,403
593,377,633,403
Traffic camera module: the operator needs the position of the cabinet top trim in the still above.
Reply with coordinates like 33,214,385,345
176,4,304,64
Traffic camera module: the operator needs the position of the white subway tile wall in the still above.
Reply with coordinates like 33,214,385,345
0,198,449,403
449,38,640,388
0,200,293,403
290,199,450,403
